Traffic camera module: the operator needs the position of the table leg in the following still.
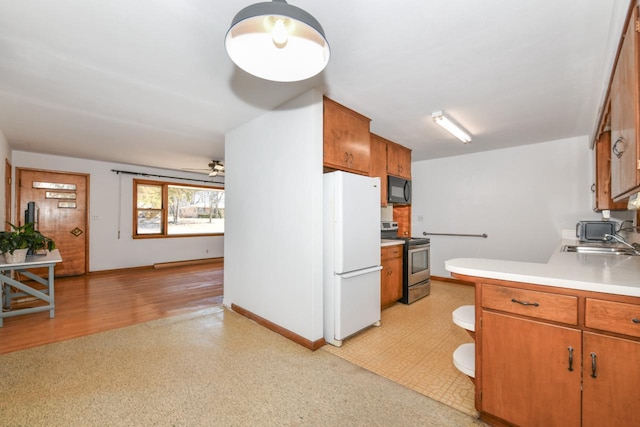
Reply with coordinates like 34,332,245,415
48,264,55,319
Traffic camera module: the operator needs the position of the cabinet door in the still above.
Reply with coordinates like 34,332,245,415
387,141,411,179
323,97,371,175
481,311,581,427
610,6,640,199
380,247,402,308
582,332,640,427
594,131,628,210
370,134,388,206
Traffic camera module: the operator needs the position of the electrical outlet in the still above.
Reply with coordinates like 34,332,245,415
417,215,424,222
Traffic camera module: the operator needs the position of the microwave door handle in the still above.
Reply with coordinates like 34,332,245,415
404,181,409,202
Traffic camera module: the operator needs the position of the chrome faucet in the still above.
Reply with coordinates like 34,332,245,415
604,234,640,255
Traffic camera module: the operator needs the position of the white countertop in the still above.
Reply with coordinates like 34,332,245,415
381,239,404,247
445,240,640,297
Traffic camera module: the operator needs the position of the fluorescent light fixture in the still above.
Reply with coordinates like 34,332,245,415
225,0,330,82
432,111,472,143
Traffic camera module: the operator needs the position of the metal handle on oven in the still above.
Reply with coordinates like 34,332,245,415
409,244,430,251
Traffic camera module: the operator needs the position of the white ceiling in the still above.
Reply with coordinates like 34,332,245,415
0,0,631,174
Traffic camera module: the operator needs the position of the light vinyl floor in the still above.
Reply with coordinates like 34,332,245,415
323,281,477,416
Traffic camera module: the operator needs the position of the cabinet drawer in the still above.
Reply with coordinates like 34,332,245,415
586,298,640,338
482,284,578,325
381,245,402,260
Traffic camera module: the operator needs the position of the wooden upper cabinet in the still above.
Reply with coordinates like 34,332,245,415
386,141,411,179
594,130,628,210
323,97,372,175
610,5,640,199
370,133,388,206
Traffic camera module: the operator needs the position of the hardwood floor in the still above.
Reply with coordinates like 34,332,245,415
0,261,224,355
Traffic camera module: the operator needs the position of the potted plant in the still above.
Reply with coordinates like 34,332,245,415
0,222,56,263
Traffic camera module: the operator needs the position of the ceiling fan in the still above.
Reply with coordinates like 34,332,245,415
207,160,225,177
183,160,225,177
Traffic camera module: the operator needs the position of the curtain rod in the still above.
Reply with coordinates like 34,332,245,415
111,169,224,185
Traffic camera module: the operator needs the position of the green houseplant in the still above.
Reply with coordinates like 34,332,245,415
0,222,56,263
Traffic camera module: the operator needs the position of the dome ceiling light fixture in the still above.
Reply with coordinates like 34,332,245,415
224,0,330,82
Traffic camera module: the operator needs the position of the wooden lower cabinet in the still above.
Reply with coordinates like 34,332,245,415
455,275,640,427
482,312,582,427
380,245,402,308
582,333,640,427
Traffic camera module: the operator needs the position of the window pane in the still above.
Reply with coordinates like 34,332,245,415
167,185,225,235
137,210,162,234
137,184,162,209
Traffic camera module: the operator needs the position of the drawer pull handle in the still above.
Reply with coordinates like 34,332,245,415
511,298,539,307
590,352,597,378
633,318,640,324
567,346,574,371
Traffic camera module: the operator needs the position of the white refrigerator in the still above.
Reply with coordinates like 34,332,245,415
324,171,382,347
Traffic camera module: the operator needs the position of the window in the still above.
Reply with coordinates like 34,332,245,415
134,179,224,237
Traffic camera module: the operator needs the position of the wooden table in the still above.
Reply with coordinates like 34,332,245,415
0,249,63,327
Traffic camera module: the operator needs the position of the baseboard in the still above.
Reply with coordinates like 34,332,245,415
153,257,224,269
231,303,326,351
86,257,223,275
431,275,475,285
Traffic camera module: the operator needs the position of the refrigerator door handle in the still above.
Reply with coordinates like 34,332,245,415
340,266,383,279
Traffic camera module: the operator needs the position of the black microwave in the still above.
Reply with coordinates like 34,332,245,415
387,175,411,204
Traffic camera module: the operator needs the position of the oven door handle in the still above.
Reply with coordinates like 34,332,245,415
409,244,430,251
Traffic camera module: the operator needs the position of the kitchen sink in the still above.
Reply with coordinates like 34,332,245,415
561,245,640,256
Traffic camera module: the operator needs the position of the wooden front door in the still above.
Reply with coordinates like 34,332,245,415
16,168,88,276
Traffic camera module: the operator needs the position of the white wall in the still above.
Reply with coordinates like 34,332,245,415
411,136,602,277
12,151,223,271
223,90,324,342
0,128,10,226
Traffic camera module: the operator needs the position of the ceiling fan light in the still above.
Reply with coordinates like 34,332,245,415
225,0,330,82
432,111,472,143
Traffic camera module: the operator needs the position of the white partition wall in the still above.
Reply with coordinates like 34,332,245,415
223,89,324,343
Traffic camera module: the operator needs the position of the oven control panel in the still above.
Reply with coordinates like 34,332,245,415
381,221,398,231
